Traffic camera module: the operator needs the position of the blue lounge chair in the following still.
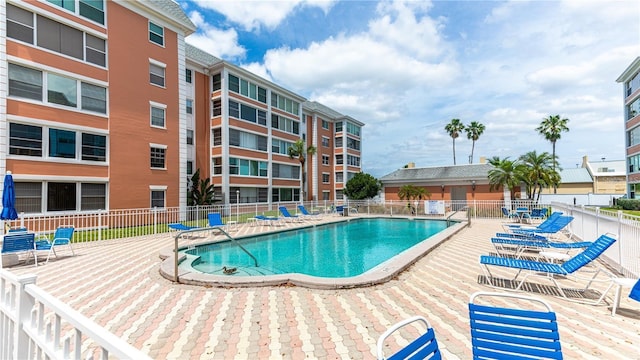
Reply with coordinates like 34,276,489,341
168,223,199,232
376,316,441,360
501,207,519,221
491,236,593,258
480,233,617,304
512,215,574,239
469,292,563,359
254,215,280,226
297,205,321,220
279,206,302,222
35,226,75,264
503,211,562,232
530,207,549,221
335,205,345,216
1,232,37,267
208,213,224,227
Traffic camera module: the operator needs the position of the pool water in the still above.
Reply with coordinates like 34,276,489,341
185,218,448,278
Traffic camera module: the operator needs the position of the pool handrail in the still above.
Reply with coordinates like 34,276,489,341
173,225,258,283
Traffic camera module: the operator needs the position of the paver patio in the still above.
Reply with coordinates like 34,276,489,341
7,217,640,359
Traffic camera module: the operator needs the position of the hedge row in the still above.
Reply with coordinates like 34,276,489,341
615,199,640,210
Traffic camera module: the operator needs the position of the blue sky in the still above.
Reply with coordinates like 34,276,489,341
178,0,640,177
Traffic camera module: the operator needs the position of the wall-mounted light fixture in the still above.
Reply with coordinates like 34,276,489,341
441,184,445,192
471,180,476,191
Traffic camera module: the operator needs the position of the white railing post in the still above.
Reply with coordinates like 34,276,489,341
153,207,158,234
16,274,37,360
618,210,624,269
98,210,102,241
595,207,600,237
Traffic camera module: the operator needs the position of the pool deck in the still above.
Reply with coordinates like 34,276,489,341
7,216,640,359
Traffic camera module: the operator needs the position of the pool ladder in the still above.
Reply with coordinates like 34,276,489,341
173,225,259,283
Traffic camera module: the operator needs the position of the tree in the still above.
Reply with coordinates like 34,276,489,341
536,114,569,172
187,169,216,205
288,139,316,201
445,119,465,165
397,185,431,214
518,151,559,201
487,157,524,201
465,121,485,164
344,172,382,200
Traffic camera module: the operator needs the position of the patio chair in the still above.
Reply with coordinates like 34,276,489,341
469,291,563,359
168,223,199,232
511,216,574,239
1,232,37,267
491,236,593,258
530,208,549,221
207,213,228,232
501,207,519,222
254,215,281,226
297,205,322,220
503,211,562,232
279,206,302,222
35,226,75,264
480,233,617,304
376,315,441,360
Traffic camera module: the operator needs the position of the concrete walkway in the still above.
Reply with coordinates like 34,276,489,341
8,218,640,359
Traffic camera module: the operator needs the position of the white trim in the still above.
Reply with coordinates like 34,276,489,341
7,114,109,134
10,0,107,36
13,174,108,181
149,101,167,109
149,143,167,149
149,185,168,190
7,55,109,86
149,58,166,68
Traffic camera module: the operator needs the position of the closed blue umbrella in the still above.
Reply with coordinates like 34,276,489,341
1,171,18,221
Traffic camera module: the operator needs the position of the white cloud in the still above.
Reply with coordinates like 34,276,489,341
192,0,337,31
186,11,246,59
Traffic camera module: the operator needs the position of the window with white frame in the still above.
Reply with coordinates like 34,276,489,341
322,191,330,200
186,129,194,145
150,103,166,128
272,138,294,155
149,22,164,46
186,99,193,114
322,137,329,147
227,74,267,103
229,100,267,125
150,145,166,169
213,157,222,174
347,155,360,167
272,163,299,179
336,172,344,183
8,63,107,114
271,114,299,135
149,62,165,87
187,160,193,175
322,173,330,183
9,123,106,162
335,154,343,165
213,128,222,146
46,0,105,24
185,69,192,83
229,157,268,177
322,120,329,129
8,5,106,66
81,183,106,210
322,155,329,165
271,92,300,116
229,129,267,151
213,99,222,116
272,188,300,202
347,137,360,151
335,137,343,148
150,189,165,208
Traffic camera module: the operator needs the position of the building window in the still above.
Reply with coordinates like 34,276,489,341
347,155,360,167
336,172,344,183
213,157,222,174
347,122,361,136
272,188,300,202
213,128,222,146
336,189,344,199
335,122,343,132
322,137,329,147
229,100,266,126
186,129,194,145
229,129,267,151
37,15,83,60
49,129,76,159
81,133,106,162
271,114,299,135
212,74,221,91
187,161,193,175
229,157,268,177
150,105,166,128
335,137,343,148
7,4,34,44
322,173,330,183
322,120,329,130
9,123,42,157
272,163,299,179
48,182,76,211
272,138,294,155
228,74,267,103
81,82,107,113
322,155,329,165
8,63,42,101
150,63,165,87
14,182,42,213
150,190,165,208
78,0,104,24
85,34,106,67
347,137,361,151
271,92,300,116
322,191,330,201
336,154,343,165
81,183,106,210
213,98,222,116
150,146,166,169
186,99,193,114
149,22,164,45
186,69,192,83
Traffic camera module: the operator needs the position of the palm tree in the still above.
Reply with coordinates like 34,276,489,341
397,185,431,214
445,119,465,165
487,157,523,201
536,115,569,170
465,121,485,164
288,139,317,201
519,151,559,201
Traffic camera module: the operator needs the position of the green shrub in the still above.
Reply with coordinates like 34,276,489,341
616,199,640,211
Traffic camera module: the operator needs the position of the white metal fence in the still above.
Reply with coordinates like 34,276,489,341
0,269,151,360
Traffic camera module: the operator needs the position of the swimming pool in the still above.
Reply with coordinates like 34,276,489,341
163,217,465,288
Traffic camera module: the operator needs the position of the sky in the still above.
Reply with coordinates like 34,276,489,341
178,0,640,178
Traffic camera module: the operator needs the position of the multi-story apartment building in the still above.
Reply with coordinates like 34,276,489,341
617,56,640,198
1,0,362,215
